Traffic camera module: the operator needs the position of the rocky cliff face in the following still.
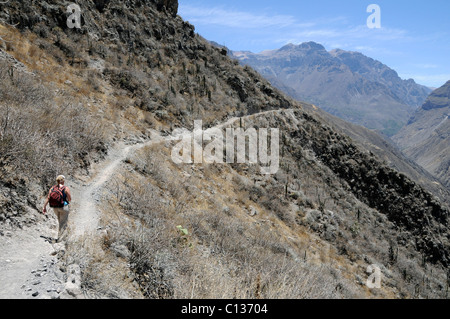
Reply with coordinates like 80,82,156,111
393,81,450,188
255,109,450,266
421,81,450,110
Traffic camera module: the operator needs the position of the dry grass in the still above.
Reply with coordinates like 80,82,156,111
86,116,449,300
1,1,447,299
64,233,142,299
0,58,104,186
71,141,365,299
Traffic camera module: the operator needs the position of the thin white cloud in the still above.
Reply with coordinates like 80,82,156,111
313,24,410,43
275,25,409,53
179,4,313,29
414,64,439,69
180,4,409,44
351,45,403,56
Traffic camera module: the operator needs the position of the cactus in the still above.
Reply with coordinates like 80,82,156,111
8,66,14,84
285,181,288,198
254,274,261,299
388,243,398,264
317,191,327,213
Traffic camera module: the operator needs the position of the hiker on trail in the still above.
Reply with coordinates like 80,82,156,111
42,175,72,242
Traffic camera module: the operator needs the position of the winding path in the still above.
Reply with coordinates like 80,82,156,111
0,111,280,298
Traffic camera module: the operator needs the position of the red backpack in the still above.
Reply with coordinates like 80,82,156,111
49,185,66,208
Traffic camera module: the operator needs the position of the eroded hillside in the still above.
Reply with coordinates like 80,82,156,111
0,0,449,299
394,81,450,189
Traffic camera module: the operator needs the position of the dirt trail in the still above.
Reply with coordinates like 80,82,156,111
0,111,279,299
71,142,146,238
0,137,158,299
69,134,166,238
69,111,278,239
0,226,56,299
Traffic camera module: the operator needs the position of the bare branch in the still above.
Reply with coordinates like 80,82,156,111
0,20,20,27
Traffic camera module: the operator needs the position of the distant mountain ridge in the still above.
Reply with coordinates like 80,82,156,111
329,48,431,107
230,42,431,136
393,80,450,189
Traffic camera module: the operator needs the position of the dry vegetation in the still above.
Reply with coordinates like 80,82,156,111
66,114,449,299
0,30,108,228
26,104,440,301
1,1,449,300
71,143,356,299
0,59,103,183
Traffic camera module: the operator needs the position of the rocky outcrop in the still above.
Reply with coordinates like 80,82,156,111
421,81,450,110
153,0,178,16
0,0,179,32
305,104,450,207
0,180,40,231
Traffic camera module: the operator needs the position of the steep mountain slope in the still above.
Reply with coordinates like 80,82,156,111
303,104,450,206
231,42,431,136
0,0,449,299
329,49,431,108
393,81,450,188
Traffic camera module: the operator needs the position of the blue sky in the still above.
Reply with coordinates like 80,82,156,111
179,0,450,88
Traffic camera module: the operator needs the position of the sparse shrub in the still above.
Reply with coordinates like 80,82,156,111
0,60,104,189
